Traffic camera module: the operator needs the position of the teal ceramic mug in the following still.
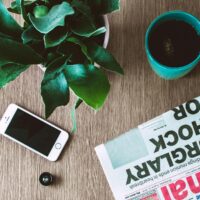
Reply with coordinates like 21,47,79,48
145,11,200,80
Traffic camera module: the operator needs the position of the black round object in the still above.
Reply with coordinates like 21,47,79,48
39,172,54,186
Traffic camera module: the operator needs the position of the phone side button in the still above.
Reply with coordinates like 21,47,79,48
55,143,62,149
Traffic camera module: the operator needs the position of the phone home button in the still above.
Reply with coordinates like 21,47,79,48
55,143,62,149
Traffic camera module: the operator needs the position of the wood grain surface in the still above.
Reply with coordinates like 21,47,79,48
1,0,200,199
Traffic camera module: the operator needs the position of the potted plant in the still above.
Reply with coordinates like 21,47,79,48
0,0,123,127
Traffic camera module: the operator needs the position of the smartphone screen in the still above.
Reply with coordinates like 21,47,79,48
5,109,60,156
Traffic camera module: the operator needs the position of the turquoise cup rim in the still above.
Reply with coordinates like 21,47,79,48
145,10,200,71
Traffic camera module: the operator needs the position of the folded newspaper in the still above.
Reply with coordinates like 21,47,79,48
95,96,200,200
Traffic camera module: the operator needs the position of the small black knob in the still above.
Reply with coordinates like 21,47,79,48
39,172,54,186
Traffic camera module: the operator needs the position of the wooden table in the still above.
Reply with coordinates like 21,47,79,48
1,0,200,199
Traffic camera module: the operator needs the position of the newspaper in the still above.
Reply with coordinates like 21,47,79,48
95,96,200,200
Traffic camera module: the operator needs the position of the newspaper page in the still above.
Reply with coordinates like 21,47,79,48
95,96,200,200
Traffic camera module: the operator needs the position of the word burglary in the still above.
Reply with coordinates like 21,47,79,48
126,98,200,185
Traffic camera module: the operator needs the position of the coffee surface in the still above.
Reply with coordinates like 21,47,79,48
148,20,200,67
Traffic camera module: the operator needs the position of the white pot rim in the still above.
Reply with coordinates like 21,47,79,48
103,15,110,49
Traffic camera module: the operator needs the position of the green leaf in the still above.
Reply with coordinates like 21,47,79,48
41,57,70,118
0,32,15,40
8,1,21,14
66,37,91,62
64,64,110,109
44,27,68,48
0,60,12,66
21,25,42,44
41,73,70,118
92,27,107,37
57,42,87,64
71,15,106,37
71,0,92,17
71,0,105,37
70,97,83,133
0,62,30,88
86,41,123,74
0,37,43,64
44,52,62,66
8,0,36,14
45,55,67,71
16,0,30,23
33,5,49,18
89,0,120,14
74,98,83,109
28,2,74,34
0,1,22,38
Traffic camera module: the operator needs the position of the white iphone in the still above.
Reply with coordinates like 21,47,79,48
0,104,69,161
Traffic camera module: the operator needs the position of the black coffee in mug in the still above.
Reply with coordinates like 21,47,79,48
148,20,200,67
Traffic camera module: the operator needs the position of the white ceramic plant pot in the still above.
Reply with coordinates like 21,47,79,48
38,15,110,71
102,15,110,49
